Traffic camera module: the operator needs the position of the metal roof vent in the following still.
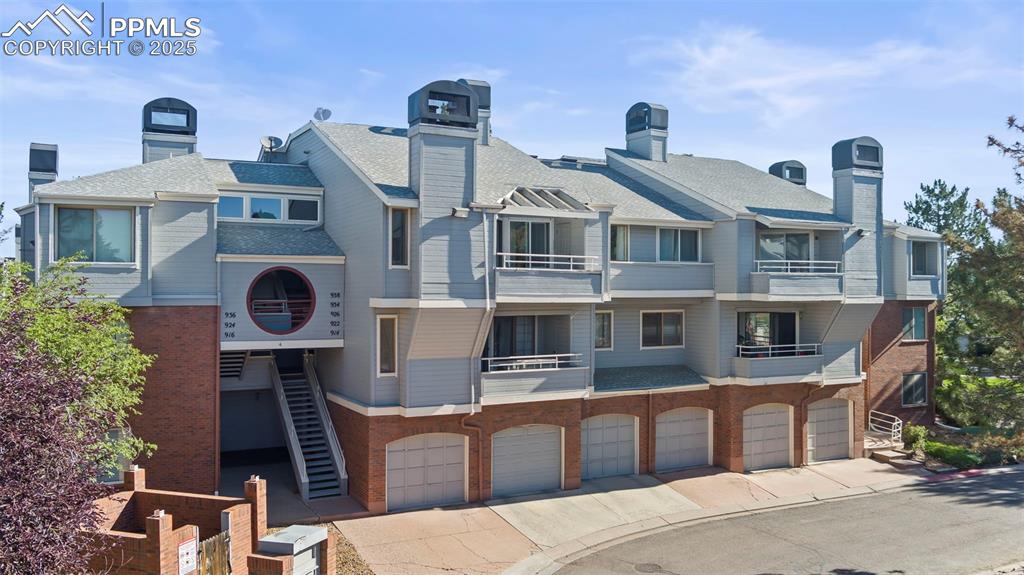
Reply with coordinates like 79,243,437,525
626,102,668,134
408,80,479,129
769,160,807,185
832,136,883,171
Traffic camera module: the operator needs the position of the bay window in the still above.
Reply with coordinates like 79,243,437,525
56,207,134,263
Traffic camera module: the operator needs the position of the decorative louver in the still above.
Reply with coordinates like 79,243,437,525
500,186,592,213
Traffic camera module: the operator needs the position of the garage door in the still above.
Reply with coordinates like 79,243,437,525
582,414,636,479
491,425,562,498
387,433,466,511
808,398,851,463
743,404,792,471
655,407,711,472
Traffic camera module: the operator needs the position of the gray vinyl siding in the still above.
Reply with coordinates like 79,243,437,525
403,308,487,407
838,175,882,297
684,300,719,377
413,132,485,299
750,273,844,296
595,299,688,369
606,154,730,221
629,226,657,262
822,342,860,379
218,261,344,345
610,261,715,292
20,211,35,281
495,269,602,299
733,355,823,379
384,207,415,299
707,220,755,294
815,230,843,262
883,234,897,297
481,368,588,396
39,203,152,305
151,201,216,299
286,129,383,405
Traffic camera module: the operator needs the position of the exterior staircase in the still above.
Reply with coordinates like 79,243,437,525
269,357,348,500
865,410,923,470
219,351,248,379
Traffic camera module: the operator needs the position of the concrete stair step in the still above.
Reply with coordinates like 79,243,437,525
871,449,908,463
889,458,925,470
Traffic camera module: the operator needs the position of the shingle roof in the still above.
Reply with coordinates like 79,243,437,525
217,222,343,257
610,149,841,222
33,153,216,199
594,365,708,392
885,220,942,240
315,123,708,221
204,159,322,188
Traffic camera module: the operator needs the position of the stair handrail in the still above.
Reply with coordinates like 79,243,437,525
269,359,310,500
303,355,348,492
869,409,903,443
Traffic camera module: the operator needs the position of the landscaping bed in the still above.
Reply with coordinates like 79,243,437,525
901,423,1024,471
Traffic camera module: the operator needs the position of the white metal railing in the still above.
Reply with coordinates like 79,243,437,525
496,252,601,272
755,260,843,274
869,410,904,443
303,355,347,490
483,353,583,372
736,343,822,358
268,360,309,500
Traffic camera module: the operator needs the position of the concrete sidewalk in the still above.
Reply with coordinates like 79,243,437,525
332,459,944,575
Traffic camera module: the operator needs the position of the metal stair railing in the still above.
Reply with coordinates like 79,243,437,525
868,410,904,444
303,355,348,494
269,359,310,500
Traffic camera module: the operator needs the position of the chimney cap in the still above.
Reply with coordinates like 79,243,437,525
143,97,197,136
28,143,58,175
408,80,479,128
769,160,806,185
626,102,668,134
457,78,491,110
832,136,882,171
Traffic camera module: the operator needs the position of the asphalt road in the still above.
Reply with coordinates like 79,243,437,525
560,470,1024,575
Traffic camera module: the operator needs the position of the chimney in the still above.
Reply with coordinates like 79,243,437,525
769,160,807,186
457,79,491,145
28,142,58,200
625,102,668,161
141,97,197,163
832,136,884,297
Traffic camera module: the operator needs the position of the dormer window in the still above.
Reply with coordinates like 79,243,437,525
150,107,188,127
217,193,321,224
218,195,244,218
250,197,282,220
856,145,880,163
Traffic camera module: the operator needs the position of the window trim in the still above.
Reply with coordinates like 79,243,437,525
53,205,137,266
655,227,701,263
640,309,686,349
376,314,399,378
595,310,614,351
910,240,939,278
901,372,928,407
389,207,411,269
901,306,928,342
610,224,630,262
502,217,554,255
215,192,322,224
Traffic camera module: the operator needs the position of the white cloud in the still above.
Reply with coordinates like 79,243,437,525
445,64,509,84
630,26,1017,128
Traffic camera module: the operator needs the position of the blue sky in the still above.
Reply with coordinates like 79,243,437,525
2,1,1022,257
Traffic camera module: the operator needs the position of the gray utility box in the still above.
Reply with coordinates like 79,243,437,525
258,525,328,575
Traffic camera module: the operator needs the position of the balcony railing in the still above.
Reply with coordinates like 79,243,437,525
482,353,583,372
736,343,822,358
251,298,312,331
496,252,601,272
755,260,842,274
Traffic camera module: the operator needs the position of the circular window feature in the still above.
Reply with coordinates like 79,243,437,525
247,267,316,335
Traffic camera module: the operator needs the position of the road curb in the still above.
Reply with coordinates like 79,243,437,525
501,464,1024,575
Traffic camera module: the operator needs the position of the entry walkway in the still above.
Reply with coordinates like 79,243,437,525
333,459,931,575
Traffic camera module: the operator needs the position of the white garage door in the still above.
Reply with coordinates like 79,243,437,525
743,404,792,471
387,433,466,512
655,407,711,472
808,398,851,463
582,414,636,479
491,425,562,498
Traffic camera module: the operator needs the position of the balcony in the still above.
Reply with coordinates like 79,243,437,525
480,353,588,400
732,343,824,381
494,252,602,302
750,260,844,299
609,261,714,296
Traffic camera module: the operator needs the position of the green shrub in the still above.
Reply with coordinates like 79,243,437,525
970,432,1024,466
902,424,929,450
923,441,983,470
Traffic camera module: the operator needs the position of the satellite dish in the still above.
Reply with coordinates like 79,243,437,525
314,107,332,122
260,136,283,150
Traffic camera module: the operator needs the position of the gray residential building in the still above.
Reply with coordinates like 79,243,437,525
15,81,944,512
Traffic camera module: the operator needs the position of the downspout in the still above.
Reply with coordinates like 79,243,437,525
462,206,494,502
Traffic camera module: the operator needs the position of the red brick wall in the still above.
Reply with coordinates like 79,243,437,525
129,306,220,494
330,381,864,512
864,300,937,426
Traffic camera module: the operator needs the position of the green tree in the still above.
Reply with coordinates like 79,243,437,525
903,180,990,259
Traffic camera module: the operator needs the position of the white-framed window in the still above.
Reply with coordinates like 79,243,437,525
657,228,699,262
902,307,927,341
911,241,938,276
56,206,135,263
595,311,613,350
610,225,629,262
641,311,684,348
901,372,928,407
216,193,321,224
390,207,410,268
377,315,398,377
